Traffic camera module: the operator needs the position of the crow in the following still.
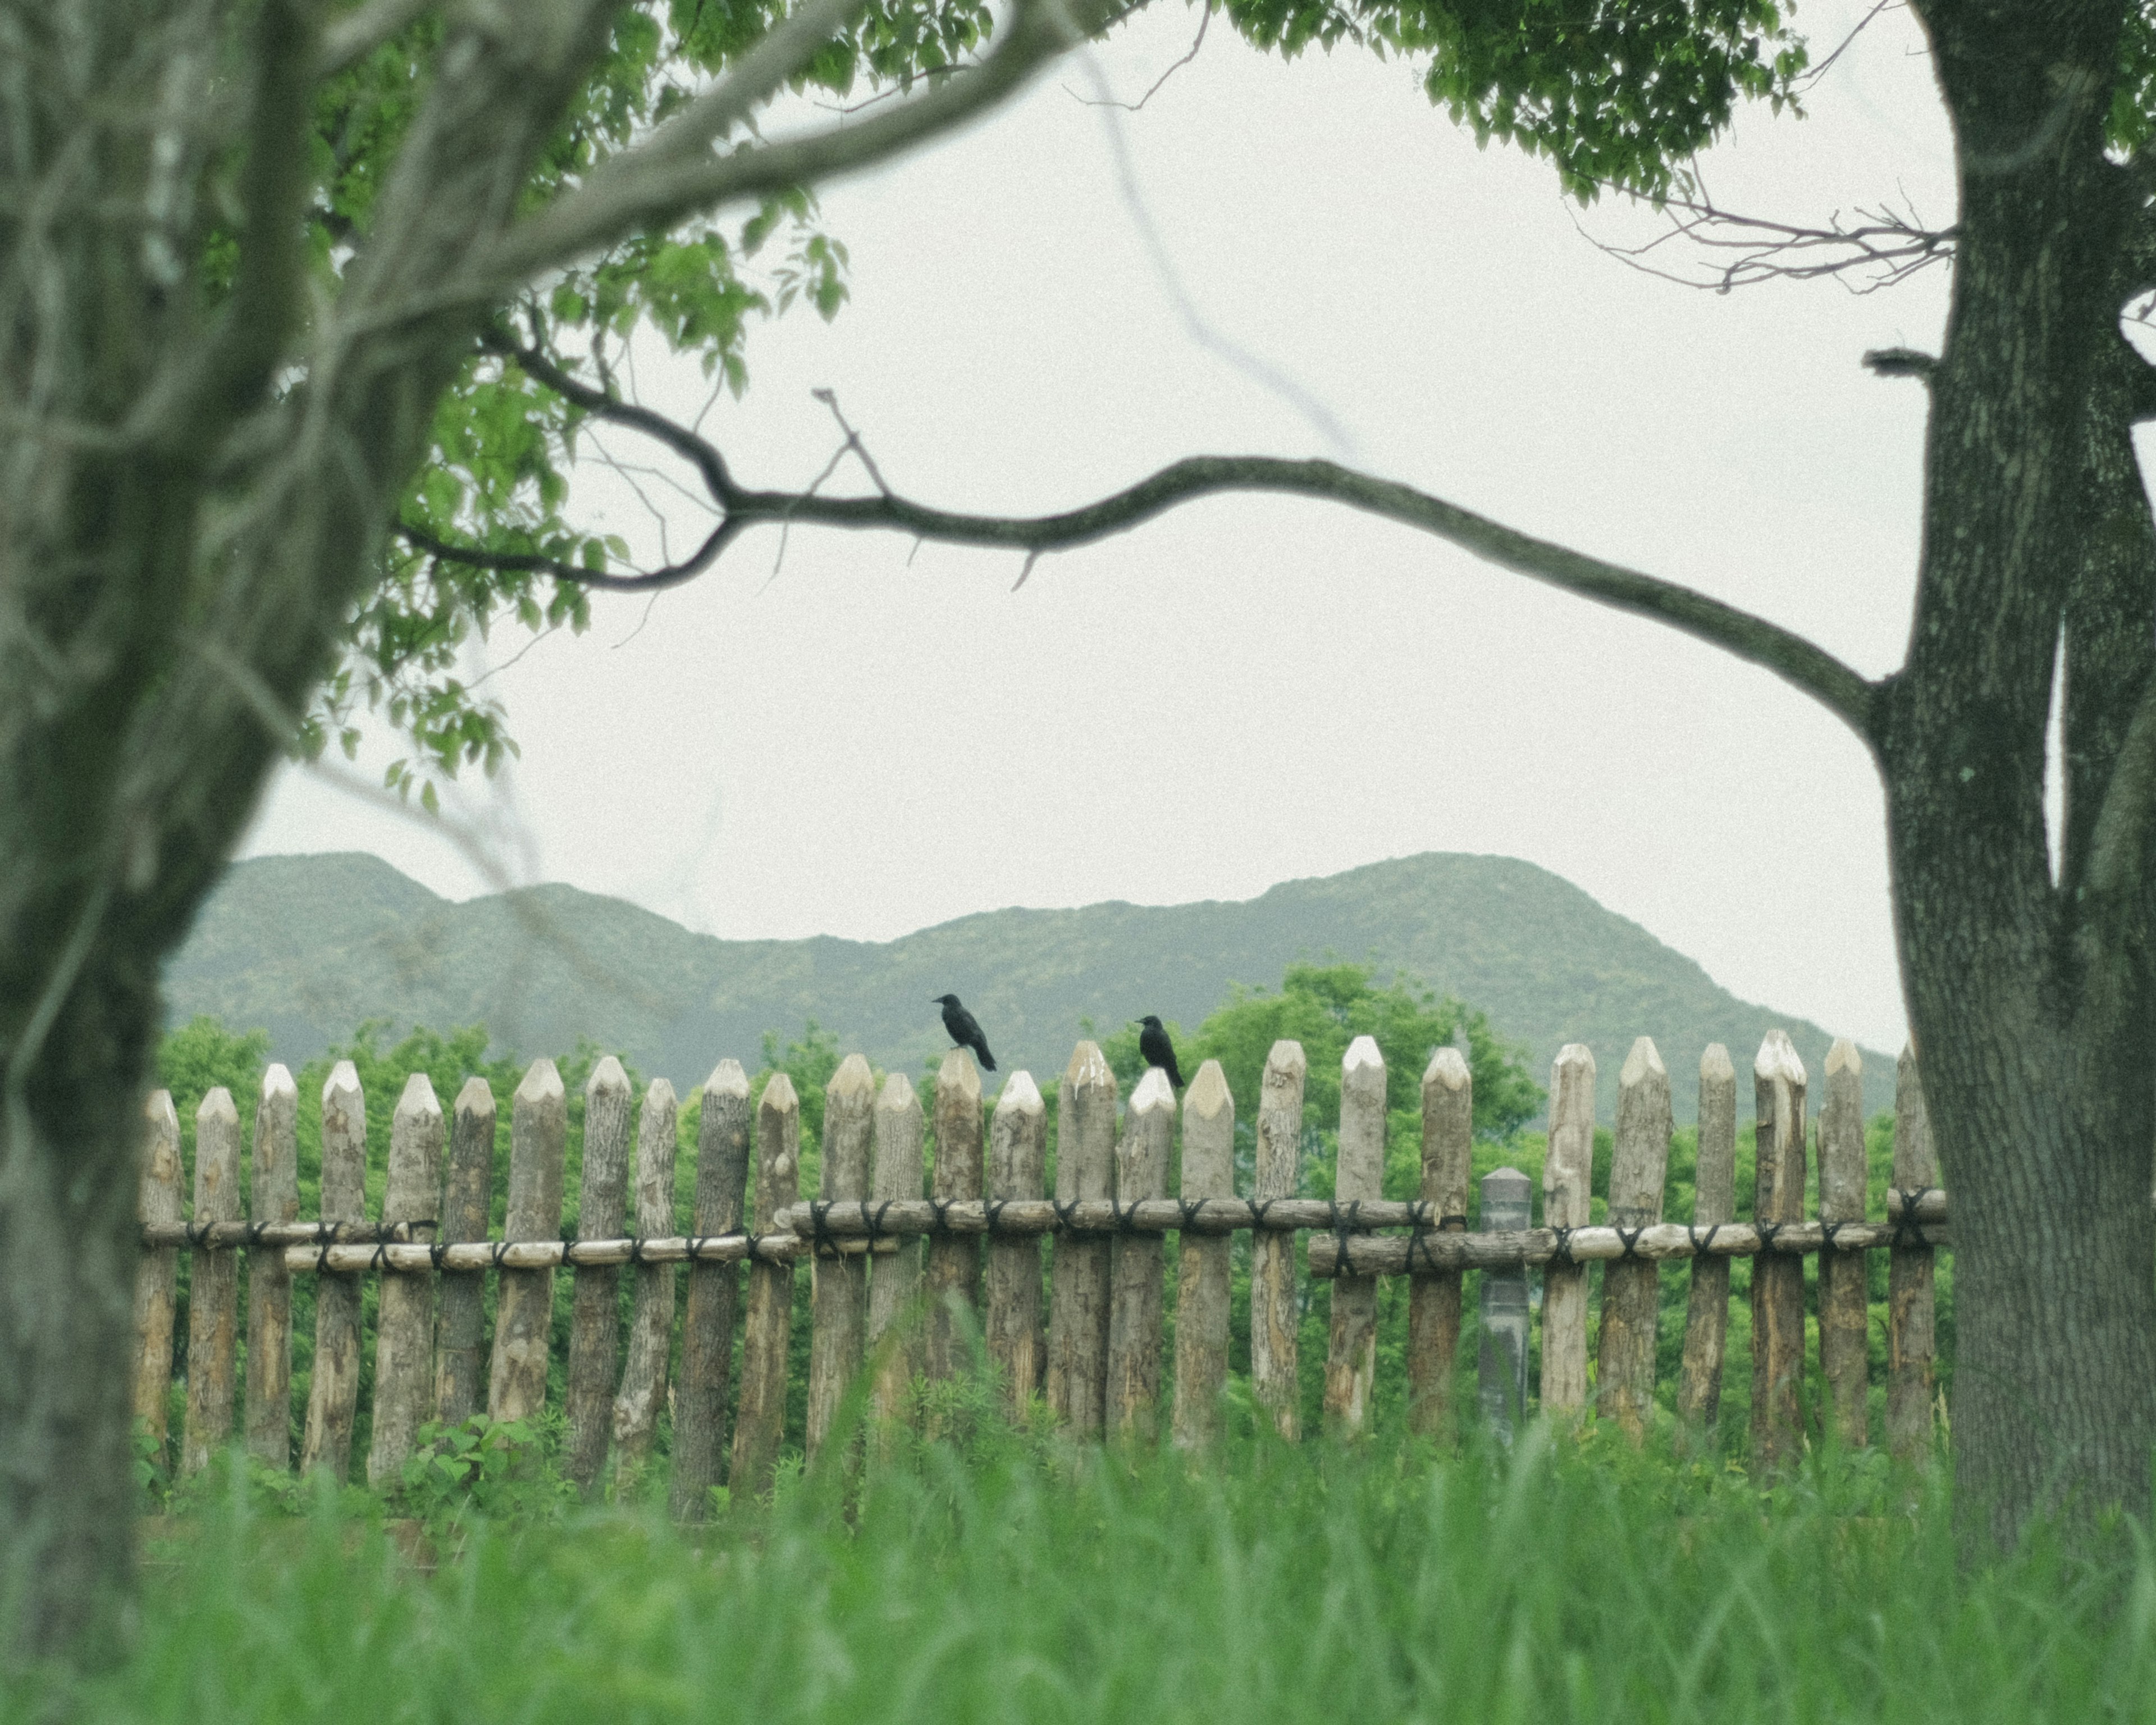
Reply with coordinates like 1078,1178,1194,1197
1137,1015,1184,1089
931,994,997,1071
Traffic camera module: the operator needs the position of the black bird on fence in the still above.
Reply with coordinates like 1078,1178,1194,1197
932,994,997,1072
1137,1015,1185,1090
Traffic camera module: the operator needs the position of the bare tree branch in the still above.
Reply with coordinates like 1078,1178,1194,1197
402,344,1878,734
1065,1,1205,112
1585,188,1956,295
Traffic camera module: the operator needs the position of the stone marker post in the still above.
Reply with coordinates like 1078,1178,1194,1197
1477,1166,1532,1441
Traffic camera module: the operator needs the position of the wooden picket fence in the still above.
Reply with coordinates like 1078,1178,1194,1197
133,1026,1947,1507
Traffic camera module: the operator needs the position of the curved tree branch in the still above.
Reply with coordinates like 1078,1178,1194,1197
408,344,1880,736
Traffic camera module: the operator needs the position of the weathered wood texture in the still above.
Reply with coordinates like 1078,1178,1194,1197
1047,1042,1116,1438
1308,1217,1943,1275
984,1073,1047,1418
367,1074,445,1486
1171,1061,1235,1450
1324,1037,1386,1436
432,1077,497,1429
806,1053,875,1461
613,1078,680,1466
1819,1038,1870,1446
243,1065,299,1469
131,1090,183,1463
1409,1047,1471,1438
924,1051,984,1382
302,1062,368,1479
731,1073,800,1500
1888,1044,1940,1461
673,1060,752,1519
1477,1167,1532,1442
1107,1067,1175,1439
1596,1038,1671,1442
1750,1030,1810,1468
180,1088,241,1476
1251,1039,1307,1441
489,1060,567,1423
563,1056,633,1489
867,1072,926,1429
1540,1044,1596,1417
1676,1045,1738,1431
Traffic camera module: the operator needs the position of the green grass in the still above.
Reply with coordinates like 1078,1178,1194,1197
30,1423,2156,1724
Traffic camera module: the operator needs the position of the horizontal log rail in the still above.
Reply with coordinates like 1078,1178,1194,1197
276,1231,812,1274
1307,1218,1949,1278
142,1220,436,1249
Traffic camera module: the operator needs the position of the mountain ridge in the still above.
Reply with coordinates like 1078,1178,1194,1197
166,850,1899,1121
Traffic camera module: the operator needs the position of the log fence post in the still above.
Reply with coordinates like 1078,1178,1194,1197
1171,1060,1235,1450
984,1073,1047,1417
433,1076,497,1429
180,1087,242,1476
730,1073,800,1499
867,1071,926,1430
244,1064,300,1470
132,1090,183,1469
673,1060,752,1520
1887,1044,1939,1461
806,1053,875,1461
1675,1045,1737,1433
1477,1166,1532,1442
1323,1035,1386,1436
488,1059,566,1423
1540,1044,1596,1418
301,1061,367,1478
1596,1038,1670,1441
1750,1030,1810,1468
1819,1038,1870,1447
613,1077,680,1467
1047,1042,1116,1438
1409,1047,1471,1439
367,1073,444,1486
1251,1039,1307,1440
924,1051,984,1383
563,1056,633,1489
1107,1066,1174,1439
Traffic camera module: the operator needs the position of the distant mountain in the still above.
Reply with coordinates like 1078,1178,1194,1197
165,851,1898,1122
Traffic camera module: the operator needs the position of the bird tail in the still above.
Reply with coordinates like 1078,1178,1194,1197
980,1046,998,1072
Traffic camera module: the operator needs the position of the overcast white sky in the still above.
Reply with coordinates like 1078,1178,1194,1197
243,0,1983,1055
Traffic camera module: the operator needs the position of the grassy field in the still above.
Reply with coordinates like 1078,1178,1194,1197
26,1420,2153,1725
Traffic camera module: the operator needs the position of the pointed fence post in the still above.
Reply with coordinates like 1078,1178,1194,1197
1108,1066,1175,1439
488,1059,567,1423
1887,1044,1940,1461
563,1056,633,1489
133,1090,184,1469
181,1088,242,1476
1409,1047,1472,1438
244,1065,300,1470
302,1061,367,1478
1251,1039,1307,1441
1676,1046,1737,1432
867,1071,925,1430
1047,1042,1117,1439
806,1053,875,1461
1540,1045,1596,1419
1750,1030,1810,1468
1324,1037,1386,1436
433,1076,497,1429
925,1051,984,1382
730,1073,801,1499
1477,1167,1532,1442
984,1073,1047,1417
674,1060,752,1520
367,1073,445,1486
1597,1038,1671,1442
1171,1060,1235,1450
1819,1038,1870,1448
613,1078,680,1467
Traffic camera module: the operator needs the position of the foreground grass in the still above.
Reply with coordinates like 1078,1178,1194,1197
26,1426,2156,1724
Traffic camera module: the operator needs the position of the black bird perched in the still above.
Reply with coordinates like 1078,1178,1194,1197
1137,1015,1185,1090
931,994,997,1071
